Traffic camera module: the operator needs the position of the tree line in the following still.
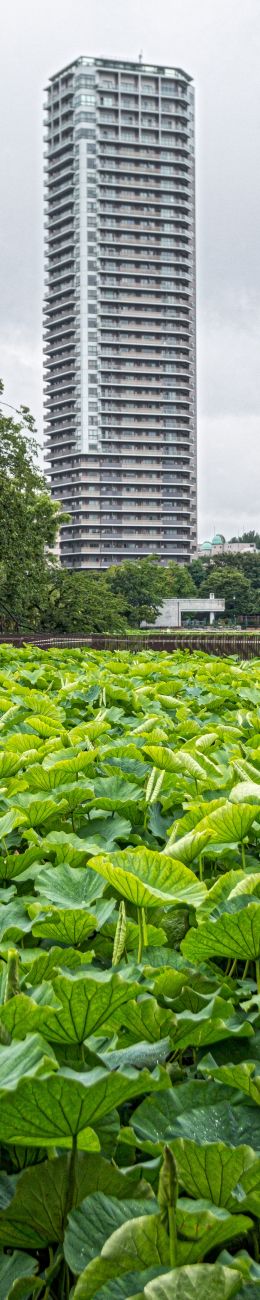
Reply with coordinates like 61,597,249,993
0,386,259,633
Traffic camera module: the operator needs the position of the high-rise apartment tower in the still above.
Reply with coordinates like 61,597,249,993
44,56,197,567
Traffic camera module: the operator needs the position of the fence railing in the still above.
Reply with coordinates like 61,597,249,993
0,632,260,658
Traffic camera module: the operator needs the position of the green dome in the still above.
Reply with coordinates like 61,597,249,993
199,540,211,550
212,534,225,545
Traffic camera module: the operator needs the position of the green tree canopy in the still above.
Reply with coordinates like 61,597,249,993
0,384,65,631
200,565,257,621
107,557,165,626
107,557,196,627
189,559,207,589
230,530,260,550
43,570,127,635
162,561,196,598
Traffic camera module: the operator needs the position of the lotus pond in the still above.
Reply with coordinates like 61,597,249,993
0,644,260,1298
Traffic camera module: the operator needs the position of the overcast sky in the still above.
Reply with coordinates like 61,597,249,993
0,0,260,541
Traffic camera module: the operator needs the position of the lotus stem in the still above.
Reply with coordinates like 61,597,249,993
158,1146,178,1268
241,840,246,870
4,948,20,1002
137,907,147,962
62,1134,77,1230
256,960,260,994
168,1204,178,1267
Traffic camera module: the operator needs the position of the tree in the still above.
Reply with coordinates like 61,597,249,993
200,565,256,622
0,383,65,631
230,530,260,551
42,570,127,634
163,561,196,597
189,559,207,589
107,556,166,626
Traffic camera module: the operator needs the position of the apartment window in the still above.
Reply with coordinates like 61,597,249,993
100,95,117,107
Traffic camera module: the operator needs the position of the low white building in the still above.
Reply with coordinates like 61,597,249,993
150,594,225,628
197,534,256,558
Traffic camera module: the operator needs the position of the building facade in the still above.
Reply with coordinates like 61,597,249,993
44,56,197,568
198,535,257,558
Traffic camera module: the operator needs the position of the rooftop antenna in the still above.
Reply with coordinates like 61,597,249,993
139,50,143,63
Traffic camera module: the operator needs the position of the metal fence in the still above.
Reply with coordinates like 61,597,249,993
0,632,260,658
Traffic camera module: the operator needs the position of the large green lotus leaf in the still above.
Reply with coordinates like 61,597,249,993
92,777,141,810
24,945,90,984
88,848,206,909
0,1154,144,1250
79,814,132,854
0,1251,39,1300
132,1081,260,1150
182,902,260,962
34,863,106,908
0,752,23,777
0,993,57,1042
0,1063,169,1147
233,758,260,785
0,1034,58,1088
64,1192,156,1275
48,970,140,1043
197,871,246,921
201,1060,260,1107
10,688,64,721
4,733,42,755
143,746,207,778
218,1249,260,1298
163,828,211,863
110,996,175,1045
30,898,114,945
50,782,94,813
22,714,67,739
25,753,97,790
143,1264,243,1300
230,781,260,805
73,1212,170,1299
201,802,260,843
73,1202,250,1299
36,829,94,867
229,873,260,899
96,1038,171,1073
0,845,47,882
152,968,190,1000
0,901,32,942
228,1158,260,1216
0,971,142,1044
0,807,27,838
10,793,69,827
172,995,253,1052
171,1138,257,1206
71,1272,164,1300
175,1199,251,1265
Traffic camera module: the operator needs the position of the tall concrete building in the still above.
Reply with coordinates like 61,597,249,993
44,56,197,568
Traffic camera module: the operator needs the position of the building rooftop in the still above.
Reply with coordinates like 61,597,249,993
48,55,192,84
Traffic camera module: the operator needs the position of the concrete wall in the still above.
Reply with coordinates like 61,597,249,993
151,596,225,628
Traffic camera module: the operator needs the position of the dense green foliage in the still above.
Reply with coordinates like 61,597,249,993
42,569,128,635
0,646,260,1294
107,558,196,628
0,384,65,630
198,557,260,622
